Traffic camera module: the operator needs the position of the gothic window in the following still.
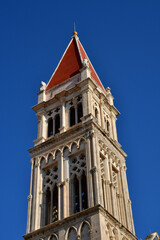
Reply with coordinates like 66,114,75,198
70,107,75,127
48,118,53,137
42,160,59,225
81,222,91,240
54,114,60,134
70,152,88,214
77,103,83,123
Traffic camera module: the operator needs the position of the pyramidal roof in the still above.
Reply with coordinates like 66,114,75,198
46,32,105,92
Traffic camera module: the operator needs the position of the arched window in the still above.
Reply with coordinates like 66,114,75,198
45,188,51,225
70,107,75,127
48,118,53,137
54,114,60,134
81,172,88,210
52,185,58,222
73,175,80,213
77,103,83,123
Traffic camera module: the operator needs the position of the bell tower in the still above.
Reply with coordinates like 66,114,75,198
24,31,137,240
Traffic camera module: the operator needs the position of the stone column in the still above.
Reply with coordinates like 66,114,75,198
110,112,118,141
120,165,130,230
90,130,100,205
58,152,64,220
120,165,135,234
85,134,94,207
99,98,104,129
60,98,66,133
31,158,40,231
103,151,112,213
108,153,118,217
26,159,34,233
82,87,93,117
117,163,126,226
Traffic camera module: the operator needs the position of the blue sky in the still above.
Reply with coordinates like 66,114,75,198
0,1,160,239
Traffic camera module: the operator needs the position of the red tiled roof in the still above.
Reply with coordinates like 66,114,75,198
77,39,104,90
46,35,104,92
46,38,82,91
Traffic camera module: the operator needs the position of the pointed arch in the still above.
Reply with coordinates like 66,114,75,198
80,221,91,240
62,145,70,156
71,142,78,153
49,234,58,240
67,226,77,240
47,153,54,164
78,220,91,235
40,157,46,168
54,149,61,160
78,138,86,150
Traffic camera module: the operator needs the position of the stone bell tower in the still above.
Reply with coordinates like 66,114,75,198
24,31,137,240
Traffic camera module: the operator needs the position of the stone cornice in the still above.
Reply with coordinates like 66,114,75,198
23,205,138,240
28,116,126,159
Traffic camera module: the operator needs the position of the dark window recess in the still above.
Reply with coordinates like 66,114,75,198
95,108,98,119
77,103,83,123
45,188,51,225
52,185,58,222
107,121,110,132
70,107,75,127
81,172,88,210
48,118,53,137
74,176,80,213
55,114,60,134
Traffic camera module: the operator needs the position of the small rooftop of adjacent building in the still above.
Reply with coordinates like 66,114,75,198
145,232,160,240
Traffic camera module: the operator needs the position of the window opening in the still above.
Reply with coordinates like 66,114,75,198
73,176,80,213
81,172,88,210
45,188,51,225
52,185,58,222
55,114,60,134
48,118,53,137
70,107,75,127
107,120,110,132
77,103,83,123
95,108,98,119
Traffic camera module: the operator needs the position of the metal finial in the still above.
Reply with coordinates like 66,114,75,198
73,22,78,36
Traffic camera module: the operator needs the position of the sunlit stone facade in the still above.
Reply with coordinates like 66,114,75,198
23,32,137,240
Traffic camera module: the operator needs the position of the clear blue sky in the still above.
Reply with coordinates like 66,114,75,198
0,1,159,239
